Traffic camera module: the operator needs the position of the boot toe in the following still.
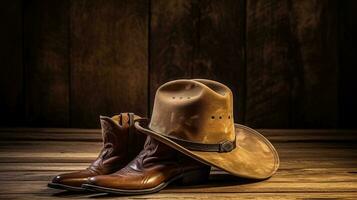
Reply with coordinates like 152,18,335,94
87,176,98,185
85,175,130,189
86,175,110,186
51,175,63,183
51,171,94,188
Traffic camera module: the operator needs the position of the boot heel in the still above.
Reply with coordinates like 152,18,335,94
179,166,211,185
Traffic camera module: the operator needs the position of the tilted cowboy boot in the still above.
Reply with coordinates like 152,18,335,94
48,113,146,191
82,136,211,195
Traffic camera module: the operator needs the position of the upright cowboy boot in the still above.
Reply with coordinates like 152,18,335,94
82,136,211,195
48,113,146,191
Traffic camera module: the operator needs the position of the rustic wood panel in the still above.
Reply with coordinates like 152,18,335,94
338,0,357,128
150,0,246,122
245,0,339,128
0,0,356,129
0,0,24,127
150,0,194,110
191,0,246,123
70,0,148,128
23,0,70,127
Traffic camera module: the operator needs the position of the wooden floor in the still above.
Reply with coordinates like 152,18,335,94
0,128,356,199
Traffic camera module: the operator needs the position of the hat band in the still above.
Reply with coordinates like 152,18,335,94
163,134,236,153
134,118,236,153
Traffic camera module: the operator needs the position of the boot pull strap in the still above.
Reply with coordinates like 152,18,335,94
127,113,136,158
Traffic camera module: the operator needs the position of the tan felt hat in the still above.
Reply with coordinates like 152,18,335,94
135,79,279,179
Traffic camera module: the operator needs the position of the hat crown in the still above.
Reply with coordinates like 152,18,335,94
149,79,235,144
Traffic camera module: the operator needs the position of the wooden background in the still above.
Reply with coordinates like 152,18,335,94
0,0,356,128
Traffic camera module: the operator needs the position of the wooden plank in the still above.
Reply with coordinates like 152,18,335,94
0,193,356,200
0,129,356,198
288,0,339,128
70,0,148,128
1,167,357,181
1,179,357,194
245,0,339,128
150,0,193,110
2,140,357,153
150,0,246,123
1,140,357,170
0,0,24,127
0,163,91,171
259,129,357,141
0,127,100,133
1,161,357,172
1,156,357,172
23,0,70,127
338,0,357,128
0,128,101,141
1,147,356,163
191,0,246,123
2,140,357,156
4,158,356,170
0,131,101,142
0,141,101,153
1,128,357,142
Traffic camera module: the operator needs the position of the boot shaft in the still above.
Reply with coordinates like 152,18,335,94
136,136,209,170
90,113,146,173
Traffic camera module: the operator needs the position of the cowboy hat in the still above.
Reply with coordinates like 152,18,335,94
135,79,279,179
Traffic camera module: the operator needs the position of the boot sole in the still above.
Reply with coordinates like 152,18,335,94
48,182,86,192
81,168,210,195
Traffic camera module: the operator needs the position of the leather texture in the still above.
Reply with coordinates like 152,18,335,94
49,113,146,189
135,79,280,179
84,136,210,192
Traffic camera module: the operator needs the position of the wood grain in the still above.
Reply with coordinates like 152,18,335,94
0,0,357,128
150,0,246,122
23,0,70,127
2,128,357,142
0,0,24,127
245,0,339,128
70,0,148,127
0,128,356,198
1,179,357,194
0,0,355,129
1,142,357,164
150,0,194,111
1,167,357,181
0,193,357,200
191,0,246,123
338,0,357,128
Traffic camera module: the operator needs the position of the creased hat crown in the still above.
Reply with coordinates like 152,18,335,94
149,79,235,144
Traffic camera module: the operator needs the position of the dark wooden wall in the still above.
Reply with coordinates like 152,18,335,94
0,0,356,128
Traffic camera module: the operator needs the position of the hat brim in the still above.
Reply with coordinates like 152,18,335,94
135,120,279,179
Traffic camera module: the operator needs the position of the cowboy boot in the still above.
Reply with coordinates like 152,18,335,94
48,113,146,191
82,136,211,195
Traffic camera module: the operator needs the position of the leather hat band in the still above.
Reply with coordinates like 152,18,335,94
134,118,236,153
164,134,236,153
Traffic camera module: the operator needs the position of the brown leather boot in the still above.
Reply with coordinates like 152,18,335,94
48,113,146,191
82,136,211,195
